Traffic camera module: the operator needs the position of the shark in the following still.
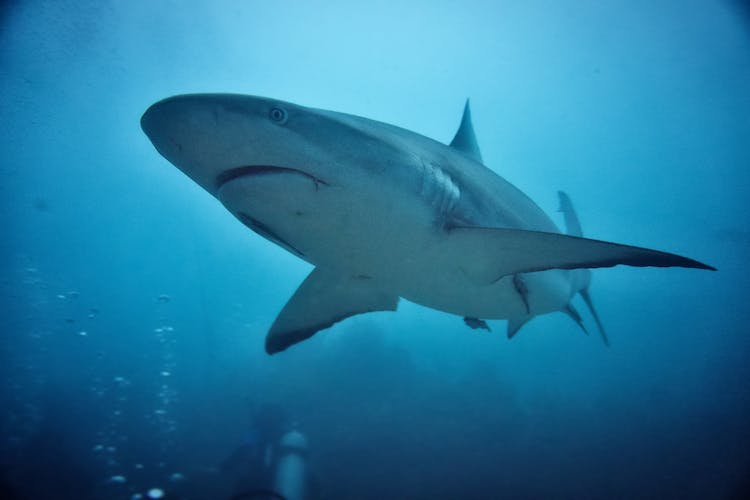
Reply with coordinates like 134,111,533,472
140,94,714,354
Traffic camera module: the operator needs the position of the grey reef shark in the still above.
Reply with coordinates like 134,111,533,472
141,94,715,354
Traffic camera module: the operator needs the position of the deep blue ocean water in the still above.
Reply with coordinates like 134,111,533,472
2,1,749,499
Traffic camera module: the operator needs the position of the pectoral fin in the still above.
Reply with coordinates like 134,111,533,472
265,268,399,354
445,226,715,285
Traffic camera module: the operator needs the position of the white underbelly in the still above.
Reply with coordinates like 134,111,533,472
217,169,573,320
397,268,573,319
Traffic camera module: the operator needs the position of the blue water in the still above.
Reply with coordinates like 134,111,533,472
2,1,749,499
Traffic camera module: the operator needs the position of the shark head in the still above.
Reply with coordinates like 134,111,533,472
141,93,421,266
140,93,391,199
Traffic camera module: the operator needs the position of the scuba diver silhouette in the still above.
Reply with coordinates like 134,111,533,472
221,404,311,500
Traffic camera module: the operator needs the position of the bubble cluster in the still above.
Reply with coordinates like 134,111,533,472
148,293,181,470
3,262,188,498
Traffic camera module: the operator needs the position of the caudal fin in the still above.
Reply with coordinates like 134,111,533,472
563,303,588,336
580,288,609,347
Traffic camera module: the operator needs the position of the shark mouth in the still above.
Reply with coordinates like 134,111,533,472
235,211,306,259
215,165,328,261
215,165,329,191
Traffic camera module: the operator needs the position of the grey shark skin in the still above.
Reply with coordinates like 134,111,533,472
141,94,715,354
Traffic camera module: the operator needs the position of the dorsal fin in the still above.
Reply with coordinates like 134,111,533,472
557,191,583,237
450,99,483,163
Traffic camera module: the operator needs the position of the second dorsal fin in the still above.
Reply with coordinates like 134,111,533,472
557,191,583,237
449,99,483,163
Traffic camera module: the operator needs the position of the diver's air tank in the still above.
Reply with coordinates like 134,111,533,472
272,430,308,500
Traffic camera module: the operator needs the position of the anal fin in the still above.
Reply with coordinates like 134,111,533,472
507,316,532,339
266,268,399,354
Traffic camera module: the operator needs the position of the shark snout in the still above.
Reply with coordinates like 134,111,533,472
140,97,195,159
141,94,275,196
140,98,171,138
141,93,333,198
141,100,180,158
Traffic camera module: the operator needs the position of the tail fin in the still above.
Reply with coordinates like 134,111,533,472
563,304,588,335
559,190,609,346
580,288,609,347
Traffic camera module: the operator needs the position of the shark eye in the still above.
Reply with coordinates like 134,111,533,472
269,107,288,124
